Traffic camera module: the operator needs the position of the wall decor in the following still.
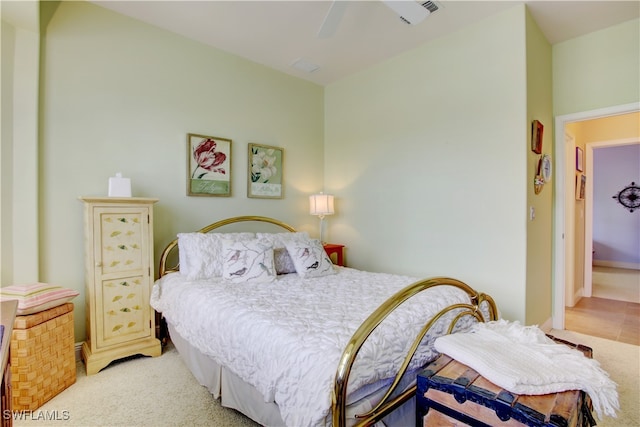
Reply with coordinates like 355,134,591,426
187,133,232,197
531,120,543,154
248,143,284,199
541,154,552,183
533,175,544,195
575,147,584,172
576,174,586,200
612,181,640,212
533,154,552,195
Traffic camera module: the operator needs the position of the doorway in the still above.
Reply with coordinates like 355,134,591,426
552,102,640,330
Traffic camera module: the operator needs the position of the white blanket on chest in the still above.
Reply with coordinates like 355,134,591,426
434,320,619,420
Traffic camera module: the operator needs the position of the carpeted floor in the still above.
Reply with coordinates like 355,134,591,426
549,329,639,427
12,330,639,427
13,342,258,427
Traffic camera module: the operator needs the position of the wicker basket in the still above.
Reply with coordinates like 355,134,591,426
10,302,76,410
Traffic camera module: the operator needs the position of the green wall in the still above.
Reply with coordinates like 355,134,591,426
553,19,640,116
324,5,529,321
39,2,324,341
524,8,553,325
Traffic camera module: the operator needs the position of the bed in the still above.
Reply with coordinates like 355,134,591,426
150,216,498,427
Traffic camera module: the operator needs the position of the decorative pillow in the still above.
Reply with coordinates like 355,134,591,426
257,232,310,275
0,283,79,315
177,232,255,280
284,238,336,278
221,239,276,284
273,248,296,275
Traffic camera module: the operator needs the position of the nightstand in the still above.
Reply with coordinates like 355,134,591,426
323,243,345,266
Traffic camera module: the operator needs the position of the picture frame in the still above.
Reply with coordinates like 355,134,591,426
531,120,544,154
187,133,232,197
576,174,586,200
248,143,284,199
575,147,584,172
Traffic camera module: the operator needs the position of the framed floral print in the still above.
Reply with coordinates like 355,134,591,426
187,133,232,197
248,143,283,199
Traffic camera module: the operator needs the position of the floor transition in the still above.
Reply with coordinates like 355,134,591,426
564,266,639,346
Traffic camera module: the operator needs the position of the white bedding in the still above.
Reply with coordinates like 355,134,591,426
150,267,476,427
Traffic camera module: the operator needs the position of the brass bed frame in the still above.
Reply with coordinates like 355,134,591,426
157,216,498,427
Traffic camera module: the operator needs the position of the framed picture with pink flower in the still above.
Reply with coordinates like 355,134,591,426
248,143,284,199
188,133,232,196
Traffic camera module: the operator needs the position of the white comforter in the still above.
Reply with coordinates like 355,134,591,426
150,268,475,427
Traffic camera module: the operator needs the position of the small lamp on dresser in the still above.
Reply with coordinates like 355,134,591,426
309,192,334,243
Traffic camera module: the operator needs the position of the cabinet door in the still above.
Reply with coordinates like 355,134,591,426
93,207,152,348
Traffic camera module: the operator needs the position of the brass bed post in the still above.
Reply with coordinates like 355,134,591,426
331,277,497,427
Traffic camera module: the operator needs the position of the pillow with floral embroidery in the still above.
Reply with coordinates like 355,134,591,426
257,232,309,274
221,239,276,283
284,238,335,278
178,232,255,280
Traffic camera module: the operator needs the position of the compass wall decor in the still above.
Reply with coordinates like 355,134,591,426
612,181,640,212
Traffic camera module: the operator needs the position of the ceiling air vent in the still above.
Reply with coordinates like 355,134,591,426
386,0,440,25
420,1,440,14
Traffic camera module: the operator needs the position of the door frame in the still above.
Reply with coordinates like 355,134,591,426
552,102,640,330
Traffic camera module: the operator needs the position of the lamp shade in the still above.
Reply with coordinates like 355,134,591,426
309,193,334,216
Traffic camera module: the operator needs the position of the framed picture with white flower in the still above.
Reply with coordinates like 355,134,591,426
187,133,232,197
248,143,284,199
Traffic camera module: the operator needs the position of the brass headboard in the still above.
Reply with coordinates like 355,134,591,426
158,215,296,278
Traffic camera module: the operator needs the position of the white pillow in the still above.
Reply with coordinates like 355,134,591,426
177,232,255,280
257,232,309,275
221,239,276,283
284,238,335,278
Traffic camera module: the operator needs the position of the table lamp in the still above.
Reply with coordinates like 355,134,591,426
309,192,334,243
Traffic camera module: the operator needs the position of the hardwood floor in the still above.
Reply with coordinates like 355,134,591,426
565,296,639,346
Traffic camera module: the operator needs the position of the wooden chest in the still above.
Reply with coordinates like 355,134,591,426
417,336,595,427
11,302,76,410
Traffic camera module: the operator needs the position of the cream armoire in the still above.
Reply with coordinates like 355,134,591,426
80,197,161,375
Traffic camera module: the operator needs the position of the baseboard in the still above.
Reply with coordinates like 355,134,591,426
593,260,640,270
566,287,584,308
539,317,553,333
75,342,83,362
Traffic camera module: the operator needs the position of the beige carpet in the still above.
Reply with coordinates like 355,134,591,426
13,342,258,427
549,329,640,427
12,331,639,427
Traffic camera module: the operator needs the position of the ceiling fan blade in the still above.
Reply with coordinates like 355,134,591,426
317,1,349,38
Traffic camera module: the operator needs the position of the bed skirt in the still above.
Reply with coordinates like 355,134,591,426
167,322,415,426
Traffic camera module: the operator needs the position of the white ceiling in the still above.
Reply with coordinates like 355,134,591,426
51,1,640,85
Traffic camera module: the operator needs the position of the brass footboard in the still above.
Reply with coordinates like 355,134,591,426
331,276,498,427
